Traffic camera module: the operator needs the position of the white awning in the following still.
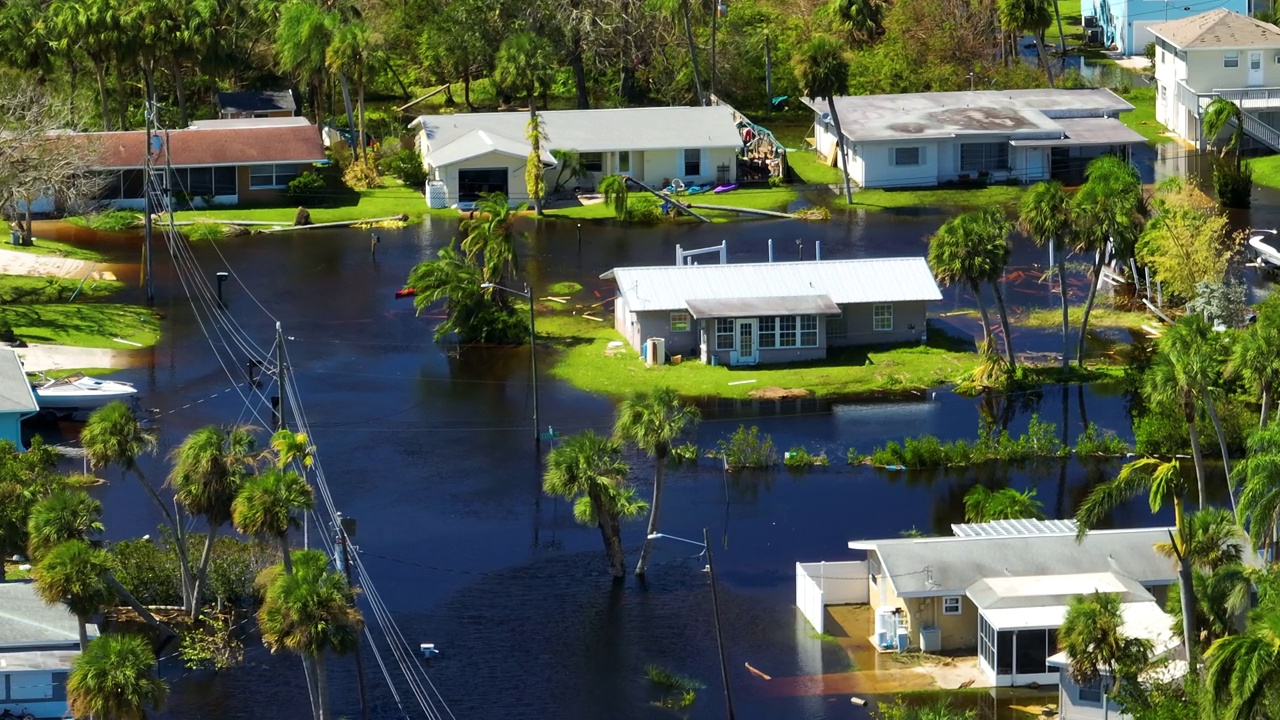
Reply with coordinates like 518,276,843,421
686,295,840,319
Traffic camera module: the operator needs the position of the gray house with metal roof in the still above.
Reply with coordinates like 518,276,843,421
0,350,38,449
0,582,94,719
601,257,942,367
410,106,744,205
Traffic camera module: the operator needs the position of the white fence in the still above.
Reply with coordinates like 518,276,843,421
795,561,869,634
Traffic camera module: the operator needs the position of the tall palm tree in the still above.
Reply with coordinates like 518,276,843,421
493,30,555,215
167,425,258,617
1069,155,1143,367
232,468,315,575
26,488,104,561
67,632,167,720
1019,181,1072,369
1229,301,1280,428
963,486,1044,523
1075,457,1197,659
46,0,120,130
275,1,336,121
965,209,1017,367
259,549,363,720
1206,603,1280,720
793,35,853,204
614,388,701,577
998,0,1055,87
1058,591,1154,718
543,431,648,579
1233,424,1280,557
652,0,704,103
929,213,998,351
460,192,524,299
31,539,115,651
326,21,370,160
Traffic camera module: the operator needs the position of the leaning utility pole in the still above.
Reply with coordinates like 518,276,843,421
336,517,370,720
704,527,735,720
142,99,155,305
275,322,287,432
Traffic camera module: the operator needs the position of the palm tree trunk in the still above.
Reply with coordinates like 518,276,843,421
188,526,220,617
94,61,111,131
77,614,90,650
1034,34,1055,88
971,280,994,347
605,515,625,580
1056,239,1069,370
115,61,128,130
570,27,589,109
104,573,176,639
1188,412,1208,509
304,654,322,720
130,467,195,608
279,534,294,574
337,72,356,141
463,67,474,112
1204,395,1235,513
1051,0,1067,53
1262,385,1273,429
357,64,367,162
169,55,188,126
315,651,330,720
680,0,705,104
1076,249,1105,367
991,279,1016,368
635,450,667,577
529,93,542,216
826,96,854,204
1176,555,1198,661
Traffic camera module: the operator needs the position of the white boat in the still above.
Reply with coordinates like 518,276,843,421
32,373,138,410
1249,228,1280,271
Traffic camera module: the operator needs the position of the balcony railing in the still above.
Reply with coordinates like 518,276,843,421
1241,112,1280,152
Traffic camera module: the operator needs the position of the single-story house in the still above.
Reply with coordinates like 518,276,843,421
0,581,95,719
215,90,298,119
1085,0,1248,56
1048,622,1184,720
601,257,941,367
409,106,744,205
0,349,39,449
803,89,1146,189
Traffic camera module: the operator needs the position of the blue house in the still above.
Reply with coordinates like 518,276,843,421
0,350,39,449
1086,0,1249,56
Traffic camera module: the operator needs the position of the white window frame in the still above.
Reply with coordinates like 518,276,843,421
942,596,963,615
873,304,894,331
714,318,734,351
670,311,691,333
683,149,702,177
580,152,604,173
617,151,631,174
893,147,921,166
1252,52,1263,70
755,315,820,349
960,143,1010,173
1225,51,1240,68
248,164,299,189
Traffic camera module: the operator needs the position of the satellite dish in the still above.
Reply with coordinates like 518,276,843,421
150,136,163,153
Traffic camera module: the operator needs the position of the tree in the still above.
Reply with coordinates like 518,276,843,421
614,388,700,577
997,0,1054,86
32,540,116,652
258,549,363,720
962,486,1044,523
1206,603,1280,720
1019,181,1071,369
526,112,549,216
460,192,523,297
270,428,315,471
964,209,1016,368
275,1,336,121
327,22,372,161
598,174,629,220
1233,424,1280,556
550,149,590,193
1058,591,1154,717
1137,184,1233,301
232,468,315,575
827,0,886,44
1202,97,1253,208
1229,299,1280,428
0,439,66,579
543,431,648,579
493,31,555,214
45,0,122,130
406,241,527,344
793,35,853,204
67,632,167,720
929,213,999,352
652,0,705,102
26,488,104,561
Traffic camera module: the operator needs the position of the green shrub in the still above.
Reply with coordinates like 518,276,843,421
378,147,428,188
670,442,700,465
626,196,663,223
868,415,1067,469
716,425,777,470
184,222,228,242
869,440,907,467
768,175,785,188
1024,414,1066,457
1074,423,1130,456
785,446,827,468
846,447,862,464
1213,158,1252,209
83,210,141,232
287,171,327,197
902,435,946,468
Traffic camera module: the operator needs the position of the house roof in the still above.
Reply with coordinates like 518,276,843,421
426,129,557,168
990,598,1175,638
1150,9,1280,49
1007,117,1147,147
952,518,1079,538
0,582,92,648
966,572,1153,612
68,119,326,170
411,106,743,168
0,349,38,415
685,295,841,319
849,525,1180,597
601,258,943,314
216,90,297,114
804,89,1134,143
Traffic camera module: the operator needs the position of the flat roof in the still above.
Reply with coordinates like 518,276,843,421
967,572,1153,611
1008,118,1146,147
686,295,840,319
0,648,81,672
952,519,1078,537
603,257,942,314
994,600,1175,649
0,582,90,648
0,349,38,415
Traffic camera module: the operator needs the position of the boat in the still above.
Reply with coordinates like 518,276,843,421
713,184,738,194
32,373,138,410
687,184,713,195
1249,228,1280,271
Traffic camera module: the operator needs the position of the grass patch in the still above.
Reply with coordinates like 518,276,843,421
4,237,109,262
4,562,31,581
161,182,443,226
763,113,849,186
840,184,1025,211
539,312,979,399
0,274,125,303
31,367,119,380
809,632,841,643
544,186,800,222
2,303,160,348
1116,87,1172,144
184,222,230,242
962,305,1153,331
69,210,142,232
1046,0,1082,47
1249,155,1280,189
545,281,583,296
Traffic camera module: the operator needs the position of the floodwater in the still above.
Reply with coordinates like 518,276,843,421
25,177,1261,719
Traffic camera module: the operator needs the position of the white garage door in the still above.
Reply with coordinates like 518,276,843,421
1131,21,1161,57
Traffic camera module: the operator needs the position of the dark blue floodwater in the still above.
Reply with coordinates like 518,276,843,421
31,207,1226,720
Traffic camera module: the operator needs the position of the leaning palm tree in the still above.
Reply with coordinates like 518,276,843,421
460,192,523,297
998,0,1055,86
26,488,103,561
1057,591,1153,717
259,549,363,720
1203,97,1247,172
598,174,629,220
614,388,701,577
1202,97,1253,208
963,485,1044,523
963,208,1017,368
793,35,853,204
493,30,554,215
232,468,315,575
31,539,115,651
1206,602,1280,720
167,425,258,617
1019,181,1072,369
929,213,998,350
543,431,648,579
1229,301,1280,428
67,632,167,720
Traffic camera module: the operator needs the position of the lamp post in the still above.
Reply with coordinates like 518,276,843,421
648,529,735,720
481,282,539,444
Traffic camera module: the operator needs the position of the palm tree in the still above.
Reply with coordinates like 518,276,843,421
793,35,853,204
327,22,371,161
614,388,701,577
526,112,549,216
1019,181,1072,369
827,0,886,44
232,468,314,575
598,174,629,220
963,486,1045,523
259,549,363,720
1229,303,1280,428
275,1,336,121
167,425,258,617
408,240,524,344
550,150,590,194
1075,457,1197,659
31,539,115,651
493,30,555,215
1070,155,1143,367
652,0,705,102
1206,603,1280,720
271,428,314,470
26,488,104,561
965,209,1016,367
46,0,121,129
67,632,167,720
998,0,1055,87
1203,97,1246,172
928,213,998,351
1233,424,1280,557
1058,591,1154,718
543,431,648,579
460,192,523,297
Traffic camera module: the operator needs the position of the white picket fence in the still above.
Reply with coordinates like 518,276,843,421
795,561,869,634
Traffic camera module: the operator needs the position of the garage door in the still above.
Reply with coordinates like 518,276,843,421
457,168,509,202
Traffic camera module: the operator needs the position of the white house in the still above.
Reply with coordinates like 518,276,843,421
0,349,38,450
410,106,744,206
601,257,941,367
803,89,1145,189
1152,9,1280,150
0,582,95,719
1085,0,1247,57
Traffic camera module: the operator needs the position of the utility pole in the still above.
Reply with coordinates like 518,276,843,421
143,99,155,306
336,517,370,720
710,1,719,99
527,283,539,446
704,527,735,720
764,33,773,106
275,322,286,432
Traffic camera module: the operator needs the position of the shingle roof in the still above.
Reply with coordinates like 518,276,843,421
411,106,743,168
0,582,90,648
68,119,326,170
1150,9,1280,48
216,90,297,114
0,349,38,415
602,258,942,313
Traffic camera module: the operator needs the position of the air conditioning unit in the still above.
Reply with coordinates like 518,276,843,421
1084,15,1099,28
1087,28,1102,45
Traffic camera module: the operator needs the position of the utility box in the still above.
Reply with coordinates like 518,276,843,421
919,626,942,653
645,337,666,367
426,181,448,209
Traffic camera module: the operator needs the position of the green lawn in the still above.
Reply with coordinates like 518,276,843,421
1047,0,1082,47
838,184,1025,211
539,312,980,400
1016,305,1153,331
762,113,849,186
1250,155,1280,189
1117,87,1172,143
162,183,445,226
545,186,801,222
0,274,125,304
5,237,108,262
1,303,160,348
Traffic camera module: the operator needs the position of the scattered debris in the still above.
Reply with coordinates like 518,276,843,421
581,313,604,322
748,386,810,400
744,662,772,680
727,379,757,386
850,697,867,706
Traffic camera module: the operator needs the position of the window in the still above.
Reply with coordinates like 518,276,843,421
1078,676,1103,703
942,596,962,615
670,311,691,333
893,147,921,166
1160,84,1167,101
800,315,818,346
1253,53,1263,70
249,164,300,189
960,143,1009,173
715,319,735,350
754,315,820,349
826,312,847,341
617,151,630,173
778,315,798,347
683,149,701,176
758,316,777,348
1225,51,1240,68
873,304,893,331
580,152,604,173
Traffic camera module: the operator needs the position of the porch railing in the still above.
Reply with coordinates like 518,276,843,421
1217,87,1280,106
1241,112,1280,152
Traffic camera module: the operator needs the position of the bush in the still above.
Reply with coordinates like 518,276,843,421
110,535,278,609
184,222,227,242
866,415,1068,469
1213,158,1252,209
669,442,700,465
784,446,828,468
1074,423,1130,456
342,153,381,191
716,425,777,470
83,210,141,232
846,447,862,464
626,197,663,223
378,148,428,188
178,613,244,671
1134,399,1251,456
287,171,327,197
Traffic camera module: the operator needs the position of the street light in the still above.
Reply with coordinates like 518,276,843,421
648,528,735,720
480,282,539,444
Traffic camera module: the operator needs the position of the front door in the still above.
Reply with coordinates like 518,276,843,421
734,319,758,366
1250,51,1264,87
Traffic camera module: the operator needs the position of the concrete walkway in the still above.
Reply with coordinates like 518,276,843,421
17,344,133,373
0,247,90,278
